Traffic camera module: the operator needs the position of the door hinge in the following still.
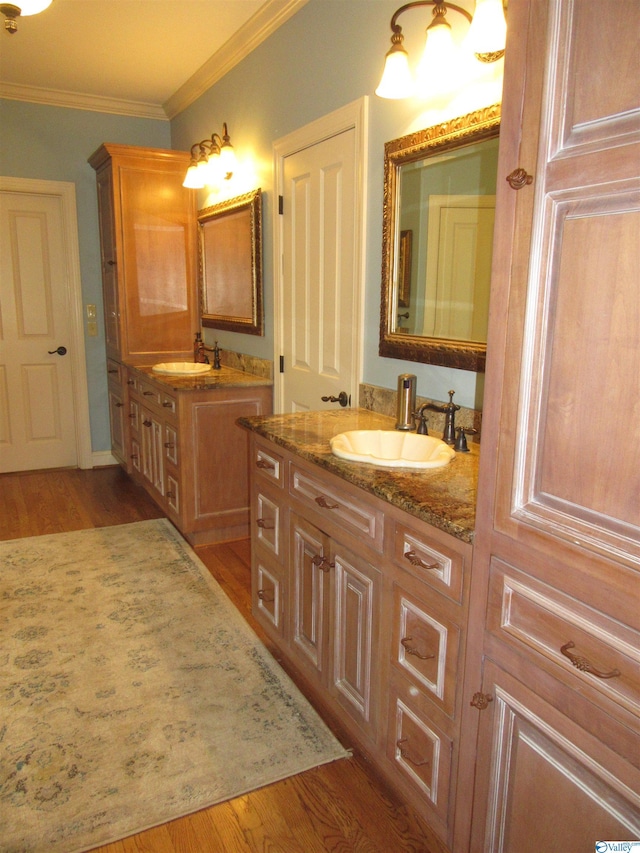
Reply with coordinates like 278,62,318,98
279,355,284,373
278,195,284,215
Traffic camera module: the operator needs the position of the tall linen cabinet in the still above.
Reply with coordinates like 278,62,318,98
455,1,640,850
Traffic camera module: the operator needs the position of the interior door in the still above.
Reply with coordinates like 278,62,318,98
0,189,79,472
277,112,362,413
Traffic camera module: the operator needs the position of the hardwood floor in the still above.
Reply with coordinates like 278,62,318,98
0,467,449,853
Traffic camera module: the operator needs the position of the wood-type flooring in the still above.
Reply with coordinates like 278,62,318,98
0,466,449,853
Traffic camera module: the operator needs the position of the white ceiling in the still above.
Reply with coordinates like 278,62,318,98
0,0,308,118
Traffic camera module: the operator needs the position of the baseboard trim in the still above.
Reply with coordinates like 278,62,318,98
91,451,119,469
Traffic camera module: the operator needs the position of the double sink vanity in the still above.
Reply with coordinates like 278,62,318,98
239,408,478,844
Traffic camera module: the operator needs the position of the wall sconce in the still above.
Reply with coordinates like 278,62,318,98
183,123,236,189
376,0,506,99
1,0,53,33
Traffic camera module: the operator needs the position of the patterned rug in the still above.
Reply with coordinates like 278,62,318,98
0,519,349,852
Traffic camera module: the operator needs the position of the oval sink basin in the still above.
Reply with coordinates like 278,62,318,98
152,362,211,376
330,430,455,469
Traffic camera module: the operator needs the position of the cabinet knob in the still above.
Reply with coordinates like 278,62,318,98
403,550,439,571
560,641,621,679
114,401,124,408
256,518,275,530
506,167,533,190
470,692,493,710
143,419,152,427
311,554,334,572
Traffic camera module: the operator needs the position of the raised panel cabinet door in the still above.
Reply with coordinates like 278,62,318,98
107,385,125,464
470,660,640,852
330,543,381,739
290,512,331,682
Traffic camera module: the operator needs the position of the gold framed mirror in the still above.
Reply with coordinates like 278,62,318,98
197,188,263,335
379,104,500,372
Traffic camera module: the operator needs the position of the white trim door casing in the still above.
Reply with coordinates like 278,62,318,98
273,97,368,413
0,177,92,471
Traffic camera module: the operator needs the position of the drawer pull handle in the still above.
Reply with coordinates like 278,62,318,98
127,379,135,385
166,490,176,499
164,442,175,450
130,453,138,460
142,419,152,428
315,495,339,510
560,641,621,679
107,368,118,374
396,739,429,767
257,589,275,603
256,458,275,470
143,390,155,396
400,637,434,661
128,413,137,419
403,550,439,571
162,401,174,408
311,555,334,572
256,518,275,530
115,401,124,408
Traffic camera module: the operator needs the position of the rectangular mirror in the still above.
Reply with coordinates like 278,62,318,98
379,105,500,372
197,188,263,335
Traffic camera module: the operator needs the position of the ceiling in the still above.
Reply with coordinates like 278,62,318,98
0,0,308,119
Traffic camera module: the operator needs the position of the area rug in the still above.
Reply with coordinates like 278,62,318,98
0,519,349,852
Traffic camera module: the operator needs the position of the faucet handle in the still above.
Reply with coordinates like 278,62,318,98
454,426,478,452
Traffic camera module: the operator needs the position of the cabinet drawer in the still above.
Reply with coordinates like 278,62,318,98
165,469,180,514
488,560,640,719
253,489,284,561
106,358,122,383
138,380,162,407
392,521,466,604
252,551,285,639
387,673,453,822
164,424,178,466
290,464,384,553
160,391,177,416
392,582,460,717
252,441,285,488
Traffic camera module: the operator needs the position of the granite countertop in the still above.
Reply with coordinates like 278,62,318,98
238,409,478,543
131,364,273,392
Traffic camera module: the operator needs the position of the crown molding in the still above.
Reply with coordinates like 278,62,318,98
0,82,168,120
163,0,310,119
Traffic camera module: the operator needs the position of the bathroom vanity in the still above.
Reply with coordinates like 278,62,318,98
239,409,478,845
118,364,272,547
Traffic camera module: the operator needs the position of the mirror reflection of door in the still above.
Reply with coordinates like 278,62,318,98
424,195,495,342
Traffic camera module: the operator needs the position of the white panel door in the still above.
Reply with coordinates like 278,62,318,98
0,191,78,472
280,127,357,412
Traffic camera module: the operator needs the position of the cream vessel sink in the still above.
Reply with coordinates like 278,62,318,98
330,430,455,469
152,362,211,376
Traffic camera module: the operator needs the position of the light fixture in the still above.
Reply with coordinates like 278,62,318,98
376,0,506,100
183,123,236,189
1,0,53,33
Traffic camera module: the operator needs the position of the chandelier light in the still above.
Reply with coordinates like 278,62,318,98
183,123,236,190
1,0,53,33
375,0,506,100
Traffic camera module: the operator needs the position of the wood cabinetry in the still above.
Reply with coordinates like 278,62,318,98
106,358,127,466
247,432,472,846
127,369,272,546
89,143,198,364
456,1,640,849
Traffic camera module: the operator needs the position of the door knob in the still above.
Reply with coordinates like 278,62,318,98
48,346,67,356
321,391,349,407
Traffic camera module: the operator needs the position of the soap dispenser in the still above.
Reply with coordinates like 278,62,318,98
395,374,417,430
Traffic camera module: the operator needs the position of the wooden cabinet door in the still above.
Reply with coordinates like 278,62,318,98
290,512,331,682
470,660,640,851
458,1,640,849
107,383,125,464
329,542,380,739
